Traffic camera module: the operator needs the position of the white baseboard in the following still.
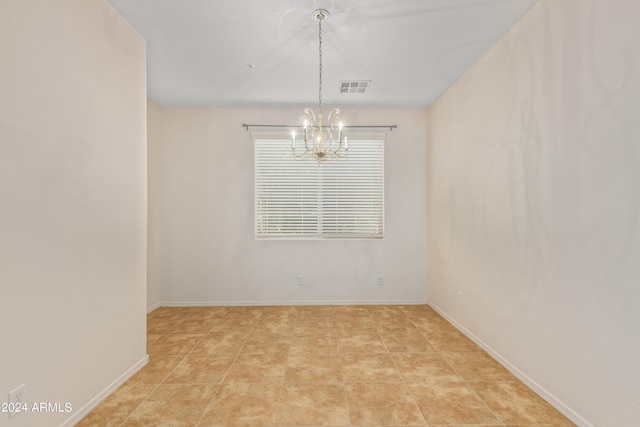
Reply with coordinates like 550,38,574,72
428,301,591,427
60,355,149,427
147,302,160,313
159,299,427,307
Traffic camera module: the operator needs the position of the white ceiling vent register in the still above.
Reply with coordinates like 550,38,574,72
340,81,371,94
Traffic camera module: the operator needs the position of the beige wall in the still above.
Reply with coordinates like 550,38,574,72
0,1,147,425
427,0,640,425
148,107,429,305
147,99,162,312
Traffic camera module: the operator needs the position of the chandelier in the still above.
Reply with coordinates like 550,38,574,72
291,9,347,160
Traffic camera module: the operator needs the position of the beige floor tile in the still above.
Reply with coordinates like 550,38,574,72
257,317,296,326
299,315,337,327
335,327,380,338
254,319,296,335
209,317,260,333
225,307,264,319
345,382,426,425
147,333,163,346
441,351,515,381
251,327,294,338
289,332,339,354
340,353,403,382
400,304,431,315
147,318,177,334
276,383,350,426
337,331,388,353
335,318,378,333
199,307,230,319
122,384,217,427
240,340,290,355
163,354,234,384
422,328,469,340
198,383,281,426
209,318,258,334
427,331,482,352
168,318,217,334
391,352,463,384
295,306,335,320
240,332,291,354
471,381,574,425
289,343,339,356
413,319,459,335
246,331,292,345
380,331,435,353
332,306,372,319
128,354,184,384
291,329,337,339
504,425,570,427
409,382,501,425
225,352,288,383
191,332,248,355
181,306,228,320
367,305,407,318
76,382,155,426
260,306,298,319
163,310,191,318
147,333,205,355
375,318,420,333
285,353,343,383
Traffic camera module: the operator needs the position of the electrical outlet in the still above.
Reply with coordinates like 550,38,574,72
457,291,463,305
7,384,26,418
377,276,384,286
296,275,303,286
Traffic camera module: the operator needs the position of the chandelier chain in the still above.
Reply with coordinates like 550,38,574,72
318,18,323,113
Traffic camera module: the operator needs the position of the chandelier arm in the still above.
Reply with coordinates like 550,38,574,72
329,140,345,154
241,124,398,131
292,149,308,158
330,132,341,152
332,150,348,158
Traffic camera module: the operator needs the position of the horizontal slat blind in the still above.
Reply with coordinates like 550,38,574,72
255,137,384,239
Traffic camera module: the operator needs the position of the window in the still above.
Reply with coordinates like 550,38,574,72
254,133,384,239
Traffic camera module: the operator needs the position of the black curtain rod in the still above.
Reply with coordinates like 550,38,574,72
242,124,397,131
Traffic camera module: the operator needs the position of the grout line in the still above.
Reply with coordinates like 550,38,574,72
377,307,429,426
334,309,353,426
195,312,262,426
271,310,295,427
409,310,507,427
118,328,203,426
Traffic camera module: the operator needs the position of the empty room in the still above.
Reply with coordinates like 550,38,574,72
0,0,638,426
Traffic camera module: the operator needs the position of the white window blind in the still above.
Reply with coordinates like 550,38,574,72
255,134,384,239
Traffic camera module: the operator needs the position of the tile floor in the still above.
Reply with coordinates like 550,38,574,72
78,305,574,426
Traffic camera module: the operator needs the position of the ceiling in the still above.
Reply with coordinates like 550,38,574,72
108,0,539,109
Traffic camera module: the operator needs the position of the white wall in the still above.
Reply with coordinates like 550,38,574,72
0,1,147,426
427,0,640,425
149,107,428,305
147,99,162,312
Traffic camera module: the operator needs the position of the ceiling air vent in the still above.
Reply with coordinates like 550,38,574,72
340,80,370,94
